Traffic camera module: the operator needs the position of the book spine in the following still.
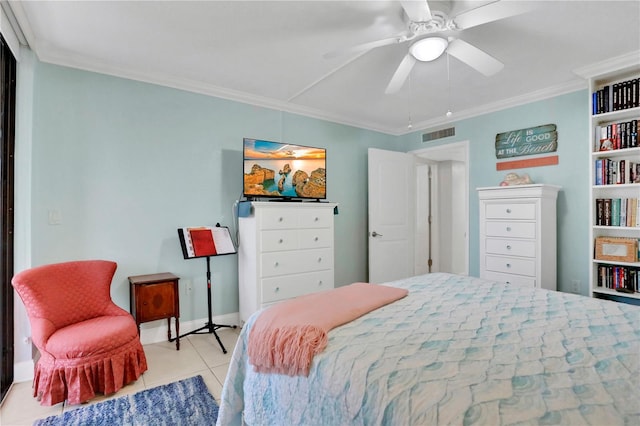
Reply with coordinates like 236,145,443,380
596,198,604,226
612,198,620,226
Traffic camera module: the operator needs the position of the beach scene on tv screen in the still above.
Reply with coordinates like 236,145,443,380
244,139,326,199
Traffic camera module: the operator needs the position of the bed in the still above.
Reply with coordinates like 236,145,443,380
217,273,640,425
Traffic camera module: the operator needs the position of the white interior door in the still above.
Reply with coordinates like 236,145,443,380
368,148,415,283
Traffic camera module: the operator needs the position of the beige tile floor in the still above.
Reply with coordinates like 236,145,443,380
0,328,240,426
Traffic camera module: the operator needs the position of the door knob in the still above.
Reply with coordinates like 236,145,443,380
371,231,383,237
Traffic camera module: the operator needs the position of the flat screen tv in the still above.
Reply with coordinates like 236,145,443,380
243,138,326,200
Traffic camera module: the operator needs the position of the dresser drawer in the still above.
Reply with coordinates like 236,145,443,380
482,271,536,288
485,255,535,276
259,208,298,230
261,270,334,303
298,208,333,229
260,230,299,252
485,221,536,238
298,228,332,249
485,203,536,220
485,238,536,257
261,248,333,277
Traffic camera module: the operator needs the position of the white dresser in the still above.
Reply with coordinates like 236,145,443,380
238,201,337,323
478,184,560,290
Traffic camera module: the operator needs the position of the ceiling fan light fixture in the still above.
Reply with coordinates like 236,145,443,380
410,37,448,62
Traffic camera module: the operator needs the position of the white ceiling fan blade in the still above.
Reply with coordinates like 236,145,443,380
323,35,404,59
400,0,432,22
447,39,504,76
385,53,417,94
453,0,535,30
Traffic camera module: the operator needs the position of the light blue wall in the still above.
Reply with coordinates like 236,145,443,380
29,62,395,320
27,60,592,325
398,91,590,294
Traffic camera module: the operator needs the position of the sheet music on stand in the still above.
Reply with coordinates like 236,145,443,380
174,223,238,353
178,225,237,259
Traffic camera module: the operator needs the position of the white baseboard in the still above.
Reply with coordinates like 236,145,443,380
13,360,34,383
138,312,240,345
12,312,240,383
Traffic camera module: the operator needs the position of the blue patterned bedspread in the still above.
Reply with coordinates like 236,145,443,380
217,273,640,425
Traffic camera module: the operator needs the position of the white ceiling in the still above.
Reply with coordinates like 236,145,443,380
8,0,640,135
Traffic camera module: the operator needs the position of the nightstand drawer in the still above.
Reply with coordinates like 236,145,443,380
485,221,535,238
261,270,333,303
485,238,536,257
485,203,536,220
485,255,535,276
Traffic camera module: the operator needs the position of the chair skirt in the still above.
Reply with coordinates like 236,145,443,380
32,333,148,406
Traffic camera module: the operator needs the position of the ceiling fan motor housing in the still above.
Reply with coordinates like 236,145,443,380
407,11,456,36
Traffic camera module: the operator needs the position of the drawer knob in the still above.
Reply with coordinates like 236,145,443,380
506,227,511,232
318,257,322,263
274,262,279,267
314,217,319,222
278,239,283,244
318,280,323,286
506,263,511,268
314,236,319,242
506,208,512,214
506,245,512,250
278,217,283,222
506,281,511,285
275,287,280,292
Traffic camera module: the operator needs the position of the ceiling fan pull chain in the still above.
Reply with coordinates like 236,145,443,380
446,53,453,118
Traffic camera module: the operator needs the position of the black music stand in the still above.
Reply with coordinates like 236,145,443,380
174,225,237,353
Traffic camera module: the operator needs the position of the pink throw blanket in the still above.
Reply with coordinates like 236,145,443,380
247,282,408,376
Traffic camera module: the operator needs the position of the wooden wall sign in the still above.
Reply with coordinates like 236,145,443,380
495,124,558,159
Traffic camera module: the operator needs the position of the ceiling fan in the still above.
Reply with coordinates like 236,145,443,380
325,0,534,94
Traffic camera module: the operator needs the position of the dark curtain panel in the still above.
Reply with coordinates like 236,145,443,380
0,34,17,403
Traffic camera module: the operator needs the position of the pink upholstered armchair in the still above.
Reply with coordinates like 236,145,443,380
12,260,148,406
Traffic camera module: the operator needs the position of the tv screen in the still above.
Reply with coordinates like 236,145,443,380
243,138,326,200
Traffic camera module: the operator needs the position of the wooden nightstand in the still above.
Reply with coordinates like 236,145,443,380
129,272,180,350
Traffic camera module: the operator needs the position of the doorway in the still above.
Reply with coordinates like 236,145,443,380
367,141,469,283
412,141,469,276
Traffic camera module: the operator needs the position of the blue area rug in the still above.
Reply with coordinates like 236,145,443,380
34,375,218,426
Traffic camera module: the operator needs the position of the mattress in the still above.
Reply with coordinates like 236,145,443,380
217,273,640,425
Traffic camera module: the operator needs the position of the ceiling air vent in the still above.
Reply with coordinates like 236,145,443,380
422,127,455,142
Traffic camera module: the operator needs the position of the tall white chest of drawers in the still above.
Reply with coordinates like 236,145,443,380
238,201,337,324
478,184,560,290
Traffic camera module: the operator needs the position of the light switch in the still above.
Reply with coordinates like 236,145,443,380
48,209,62,225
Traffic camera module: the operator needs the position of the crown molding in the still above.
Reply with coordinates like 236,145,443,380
32,44,593,138
36,46,397,135
573,51,640,79
394,78,588,136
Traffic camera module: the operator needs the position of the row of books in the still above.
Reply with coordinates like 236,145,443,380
595,119,638,151
595,264,639,293
592,77,640,115
594,159,640,185
595,198,640,227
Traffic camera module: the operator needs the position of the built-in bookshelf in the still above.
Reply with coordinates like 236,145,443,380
579,53,640,303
